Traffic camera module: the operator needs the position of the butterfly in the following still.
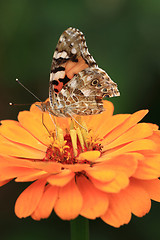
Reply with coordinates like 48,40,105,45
38,27,120,117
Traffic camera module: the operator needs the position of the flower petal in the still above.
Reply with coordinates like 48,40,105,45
83,100,114,129
31,101,70,131
86,168,115,182
0,166,44,181
101,192,131,227
31,185,58,220
102,110,149,146
0,120,47,152
63,163,90,172
0,179,11,186
78,151,101,161
89,154,137,192
133,154,160,179
18,111,52,146
95,154,138,178
135,179,160,202
0,155,61,173
0,135,45,159
15,171,48,182
47,169,75,186
92,172,129,193
77,176,109,219
54,178,83,220
148,131,160,153
122,179,151,217
104,123,153,150
15,178,46,218
97,114,130,139
103,139,156,157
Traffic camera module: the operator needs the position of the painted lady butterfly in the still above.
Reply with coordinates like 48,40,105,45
38,27,120,117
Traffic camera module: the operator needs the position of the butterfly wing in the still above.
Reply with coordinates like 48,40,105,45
49,27,96,93
48,27,120,117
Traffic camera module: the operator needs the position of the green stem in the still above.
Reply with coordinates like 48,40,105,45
70,216,89,240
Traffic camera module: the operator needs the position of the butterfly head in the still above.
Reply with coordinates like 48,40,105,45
35,99,50,113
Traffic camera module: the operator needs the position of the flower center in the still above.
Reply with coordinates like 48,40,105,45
43,118,102,164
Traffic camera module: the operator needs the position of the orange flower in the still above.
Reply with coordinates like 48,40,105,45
0,100,160,227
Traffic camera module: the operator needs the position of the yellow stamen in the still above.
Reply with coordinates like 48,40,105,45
56,126,64,145
70,129,78,156
75,116,88,147
80,120,88,145
76,127,85,150
70,120,78,156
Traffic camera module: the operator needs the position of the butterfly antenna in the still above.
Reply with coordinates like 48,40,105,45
16,78,42,102
9,102,32,106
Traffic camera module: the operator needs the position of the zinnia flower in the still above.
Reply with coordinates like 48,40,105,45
0,100,160,227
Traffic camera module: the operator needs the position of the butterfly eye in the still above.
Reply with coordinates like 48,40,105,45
91,79,99,86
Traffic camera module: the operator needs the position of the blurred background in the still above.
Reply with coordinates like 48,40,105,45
0,0,160,239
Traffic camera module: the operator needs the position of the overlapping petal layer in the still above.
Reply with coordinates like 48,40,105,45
0,100,160,227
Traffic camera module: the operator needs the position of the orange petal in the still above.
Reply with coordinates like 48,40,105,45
0,166,44,181
104,123,153,150
135,179,160,202
30,102,70,132
122,179,151,217
0,179,11,186
47,169,75,186
63,163,90,172
148,131,160,153
103,139,156,158
77,175,109,219
102,110,149,145
0,135,45,159
97,151,144,163
78,151,101,161
133,154,160,179
83,101,114,130
0,155,62,173
101,192,131,227
15,178,46,218
0,120,47,152
15,171,48,182
54,178,83,220
91,172,129,193
147,123,159,131
86,168,115,182
18,111,52,146
95,154,138,178
31,185,58,220
103,100,114,116
96,114,131,139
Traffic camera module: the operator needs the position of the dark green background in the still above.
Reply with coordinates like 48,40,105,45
0,0,160,239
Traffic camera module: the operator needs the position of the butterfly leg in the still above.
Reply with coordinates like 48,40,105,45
68,113,87,132
41,112,58,139
41,112,51,135
48,113,58,137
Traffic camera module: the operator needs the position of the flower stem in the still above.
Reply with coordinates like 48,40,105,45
70,216,89,240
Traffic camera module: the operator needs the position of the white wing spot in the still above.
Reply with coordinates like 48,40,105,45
71,48,77,54
50,72,54,81
54,71,65,80
53,51,58,58
55,51,68,59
